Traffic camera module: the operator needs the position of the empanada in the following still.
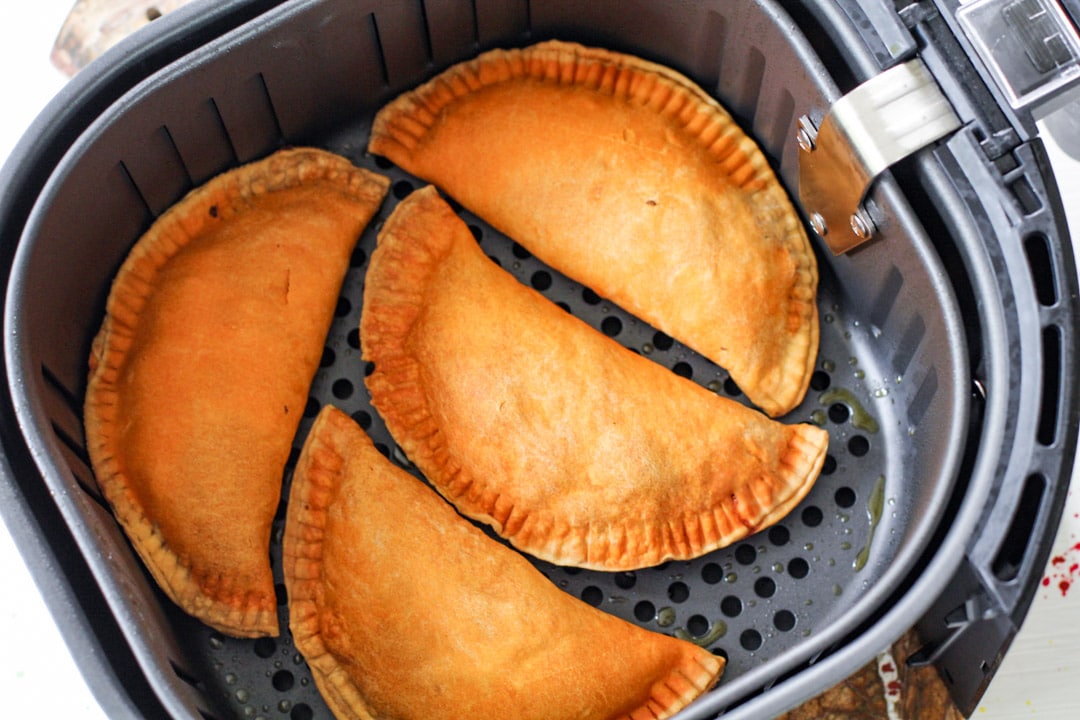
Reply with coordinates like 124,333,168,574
84,147,389,637
368,39,818,417
361,186,827,571
284,405,724,720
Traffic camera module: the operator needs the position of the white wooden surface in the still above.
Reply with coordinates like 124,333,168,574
0,2,1077,718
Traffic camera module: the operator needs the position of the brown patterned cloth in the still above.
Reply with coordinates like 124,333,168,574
776,630,965,720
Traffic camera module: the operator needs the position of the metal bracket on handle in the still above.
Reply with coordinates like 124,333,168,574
798,58,962,254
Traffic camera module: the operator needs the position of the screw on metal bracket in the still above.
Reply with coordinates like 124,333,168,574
810,212,828,237
796,115,818,153
850,207,875,241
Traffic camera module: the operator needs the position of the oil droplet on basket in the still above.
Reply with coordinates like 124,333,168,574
833,584,843,596
818,387,880,433
707,379,723,393
642,343,654,355
674,620,728,646
822,359,836,373
840,542,852,551
235,689,250,703
656,607,677,627
279,701,292,713
854,475,886,572
772,562,784,573
824,314,834,323
872,387,889,398
209,635,224,650
225,673,238,686
810,409,828,426
725,572,738,583
804,542,814,551
854,369,865,380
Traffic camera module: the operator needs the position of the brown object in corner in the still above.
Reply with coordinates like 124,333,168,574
775,629,966,720
51,0,198,75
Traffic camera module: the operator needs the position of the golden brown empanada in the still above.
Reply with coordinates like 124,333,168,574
284,405,724,720
361,186,827,571
368,39,818,417
84,147,389,637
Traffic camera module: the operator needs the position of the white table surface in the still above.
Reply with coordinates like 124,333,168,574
1,2,1078,718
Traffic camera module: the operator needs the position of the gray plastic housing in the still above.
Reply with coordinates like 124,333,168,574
0,1,1074,719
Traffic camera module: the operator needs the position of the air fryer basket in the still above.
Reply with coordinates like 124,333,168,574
0,0,1076,718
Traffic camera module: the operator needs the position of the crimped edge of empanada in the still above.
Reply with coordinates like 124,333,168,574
361,186,828,571
84,147,390,638
283,405,724,720
368,39,819,417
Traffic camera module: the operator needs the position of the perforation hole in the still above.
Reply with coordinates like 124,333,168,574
672,362,693,379
754,577,776,598
788,557,810,579
331,379,354,400
290,705,314,720
614,572,637,589
272,670,295,691
702,563,724,584
511,242,531,259
634,601,656,622
822,455,837,475
810,370,831,391
740,629,763,651
601,317,623,337
801,506,823,527
581,586,603,606
723,378,741,396
734,544,757,565
391,180,414,199
834,487,856,508
582,288,602,305
721,595,743,617
531,270,552,291
350,246,368,267
668,582,690,603
253,637,276,659
687,614,711,637
767,525,790,546
828,403,850,423
848,436,870,457
774,610,796,632
653,331,674,350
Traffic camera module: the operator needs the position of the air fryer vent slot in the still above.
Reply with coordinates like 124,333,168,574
1037,325,1062,446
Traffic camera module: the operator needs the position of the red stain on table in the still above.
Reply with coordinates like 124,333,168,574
1043,542,1080,597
